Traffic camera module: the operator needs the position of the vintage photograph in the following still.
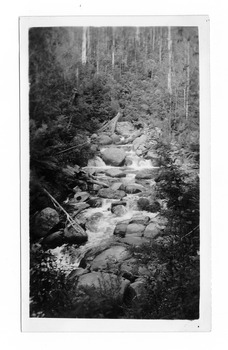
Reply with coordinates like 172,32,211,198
20,17,210,330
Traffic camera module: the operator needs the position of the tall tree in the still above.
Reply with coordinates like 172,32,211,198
82,27,87,64
167,26,172,95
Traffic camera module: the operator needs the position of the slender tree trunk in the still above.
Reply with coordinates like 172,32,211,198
167,26,172,94
159,27,162,64
96,28,100,74
112,27,115,70
185,40,190,120
82,27,87,64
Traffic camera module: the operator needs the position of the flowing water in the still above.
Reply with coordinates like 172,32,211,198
50,141,158,272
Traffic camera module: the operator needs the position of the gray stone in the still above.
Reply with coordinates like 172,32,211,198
126,223,145,236
105,168,126,178
98,188,126,199
111,134,121,143
129,215,150,225
42,230,64,248
101,147,126,166
135,168,159,180
137,197,150,211
74,191,90,202
122,236,148,247
132,134,147,151
144,223,160,239
87,197,103,208
114,223,128,237
77,271,130,301
116,121,135,136
125,184,144,194
64,224,88,244
90,246,130,271
112,205,127,217
110,182,125,191
34,207,60,238
130,279,147,299
85,213,104,232
97,134,112,145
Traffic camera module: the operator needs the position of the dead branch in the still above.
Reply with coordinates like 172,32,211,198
42,188,86,236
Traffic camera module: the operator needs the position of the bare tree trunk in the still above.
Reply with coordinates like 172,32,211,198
82,27,87,64
112,27,115,70
96,28,100,74
185,40,190,120
159,27,162,64
167,26,172,94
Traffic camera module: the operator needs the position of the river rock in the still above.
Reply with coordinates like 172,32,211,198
122,236,148,247
111,133,121,143
135,168,159,180
132,134,147,151
87,197,103,208
90,246,130,271
105,168,126,178
68,202,90,212
42,230,65,248
85,212,103,232
74,191,90,202
114,223,128,237
120,258,138,282
149,200,161,213
126,223,145,236
130,279,147,299
77,272,130,301
34,207,60,238
129,215,150,225
112,205,127,217
64,224,88,244
110,182,125,191
116,121,135,136
98,188,126,199
101,147,126,166
125,156,133,166
144,222,160,239
125,184,144,194
137,197,150,211
97,134,112,145
68,268,88,280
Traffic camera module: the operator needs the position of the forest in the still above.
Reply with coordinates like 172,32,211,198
29,26,200,319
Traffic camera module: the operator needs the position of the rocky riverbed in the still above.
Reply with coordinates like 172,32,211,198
31,121,169,304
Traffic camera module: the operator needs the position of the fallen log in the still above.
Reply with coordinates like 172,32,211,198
42,188,86,236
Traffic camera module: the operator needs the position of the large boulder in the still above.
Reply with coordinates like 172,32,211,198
90,246,130,271
34,207,60,238
129,215,150,226
132,134,147,151
126,223,145,237
122,236,148,247
110,182,125,191
135,168,160,180
76,272,130,302
116,122,135,136
97,134,112,145
105,168,126,178
144,222,160,239
112,205,127,217
101,147,126,166
125,184,144,194
114,222,128,237
98,188,126,199
42,230,65,248
137,197,150,211
64,224,88,244
87,197,103,208
111,133,121,144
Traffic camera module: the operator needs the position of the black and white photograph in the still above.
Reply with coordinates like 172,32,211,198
20,16,210,332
